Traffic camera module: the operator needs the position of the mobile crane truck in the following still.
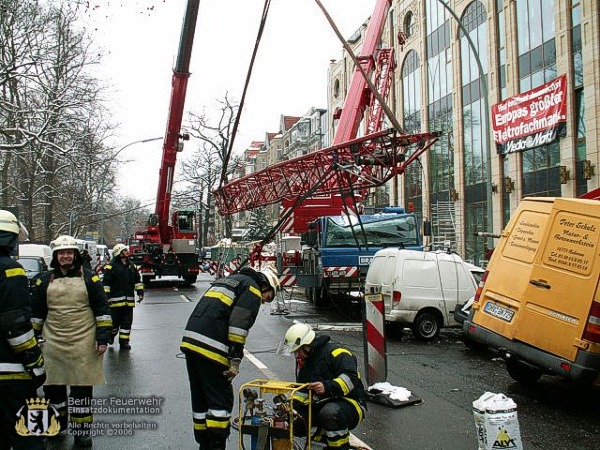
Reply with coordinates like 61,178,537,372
130,0,201,286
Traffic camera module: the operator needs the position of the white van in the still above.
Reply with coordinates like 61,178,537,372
18,243,53,267
364,249,479,340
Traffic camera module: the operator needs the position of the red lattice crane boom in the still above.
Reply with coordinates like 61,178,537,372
213,0,440,228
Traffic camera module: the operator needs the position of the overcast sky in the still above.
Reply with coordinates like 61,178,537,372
85,0,376,205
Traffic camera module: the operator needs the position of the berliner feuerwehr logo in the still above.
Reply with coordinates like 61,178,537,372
15,398,60,436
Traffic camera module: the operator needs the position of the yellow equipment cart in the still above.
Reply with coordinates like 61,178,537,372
237,379,313,450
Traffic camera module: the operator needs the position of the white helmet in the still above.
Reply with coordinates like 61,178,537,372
51,235,80,253
259,267,280,292
0,210,19,235
283,323,315,353
113,243,128,256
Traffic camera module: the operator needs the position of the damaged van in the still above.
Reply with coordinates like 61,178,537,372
465,196,600,385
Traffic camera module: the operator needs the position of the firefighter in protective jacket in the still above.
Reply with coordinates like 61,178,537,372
280,323,367,450
180,266,279,450
102,244,144,350
31,234,112,447
0,210,46,450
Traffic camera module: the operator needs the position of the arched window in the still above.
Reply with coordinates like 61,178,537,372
333,79,340,99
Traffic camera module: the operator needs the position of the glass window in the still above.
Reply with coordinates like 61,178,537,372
572,2,582,87
405,11,414,37
324,216,419,247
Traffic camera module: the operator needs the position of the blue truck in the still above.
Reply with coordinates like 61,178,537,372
296,207,426,306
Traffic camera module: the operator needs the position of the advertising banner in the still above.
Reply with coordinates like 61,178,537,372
492,74,567,155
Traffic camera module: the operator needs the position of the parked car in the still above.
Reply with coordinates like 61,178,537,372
365,249,480,340
18,243,52,267
16,256,48,290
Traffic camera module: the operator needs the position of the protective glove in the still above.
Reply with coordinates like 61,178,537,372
222,358,241,382
28,367,47,389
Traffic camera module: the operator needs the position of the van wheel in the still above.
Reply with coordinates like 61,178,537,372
506,358,542,384
411,312,441,341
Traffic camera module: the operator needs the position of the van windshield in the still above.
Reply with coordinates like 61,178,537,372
324,215,419,247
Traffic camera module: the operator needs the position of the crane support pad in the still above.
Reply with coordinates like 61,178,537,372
364,390,423,408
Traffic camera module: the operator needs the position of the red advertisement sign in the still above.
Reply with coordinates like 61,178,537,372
492,74,567,154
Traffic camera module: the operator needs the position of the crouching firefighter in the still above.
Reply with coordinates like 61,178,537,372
102,244,144,350
0,210,46,450
279,323,367,450
180,266,280,450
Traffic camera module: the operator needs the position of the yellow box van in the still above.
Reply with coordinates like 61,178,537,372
464,196,600,385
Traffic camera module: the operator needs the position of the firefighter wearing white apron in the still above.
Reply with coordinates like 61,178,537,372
31,235,111,448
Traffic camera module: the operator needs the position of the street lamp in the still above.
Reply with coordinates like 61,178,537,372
113,136,163,159
98,137,163,243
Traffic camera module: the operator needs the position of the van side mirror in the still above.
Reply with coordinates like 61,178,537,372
423,219,432,237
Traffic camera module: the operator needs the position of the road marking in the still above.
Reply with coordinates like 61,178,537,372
180,295,191,302
242,349,372,449
243,349,277,379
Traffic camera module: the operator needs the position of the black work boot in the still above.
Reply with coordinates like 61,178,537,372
119,341,131,350
197,434,210,449
208,436,227,450
74,435,93,447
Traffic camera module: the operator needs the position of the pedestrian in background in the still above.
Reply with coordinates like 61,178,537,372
279,323,367,450
0,210,46,450
80,248,93,271
102,244,144,350
31,235,112,448
180,266,280,450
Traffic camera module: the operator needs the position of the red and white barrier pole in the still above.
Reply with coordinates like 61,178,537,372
362,293,387,386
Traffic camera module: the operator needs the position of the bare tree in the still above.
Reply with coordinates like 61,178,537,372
0,0,119,241
185,93,241,240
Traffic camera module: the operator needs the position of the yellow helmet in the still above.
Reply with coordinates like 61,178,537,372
259,267,280,292
0,210,19,235
112,243,128,257
283,323,315,353
51,235,80,253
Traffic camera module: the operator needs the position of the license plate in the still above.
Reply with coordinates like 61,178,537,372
484,302,515,322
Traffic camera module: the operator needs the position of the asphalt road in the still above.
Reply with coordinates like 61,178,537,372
45,275,600,449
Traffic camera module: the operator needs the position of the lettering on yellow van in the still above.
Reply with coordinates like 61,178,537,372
465,197,600,385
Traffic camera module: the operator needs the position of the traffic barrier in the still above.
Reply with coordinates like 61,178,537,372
278,268,296,287
362,293,386,385
363,292,422,408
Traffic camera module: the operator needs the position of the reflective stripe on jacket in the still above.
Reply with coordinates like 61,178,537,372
102,257,143,307
296,334,366,416
0,255,45,381
180,273,262,366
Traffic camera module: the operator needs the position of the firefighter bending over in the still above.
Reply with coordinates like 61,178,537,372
279,323,367,450
102,244,144,350
180,266,280,450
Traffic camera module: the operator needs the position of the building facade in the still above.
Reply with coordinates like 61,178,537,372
328,0,599,265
